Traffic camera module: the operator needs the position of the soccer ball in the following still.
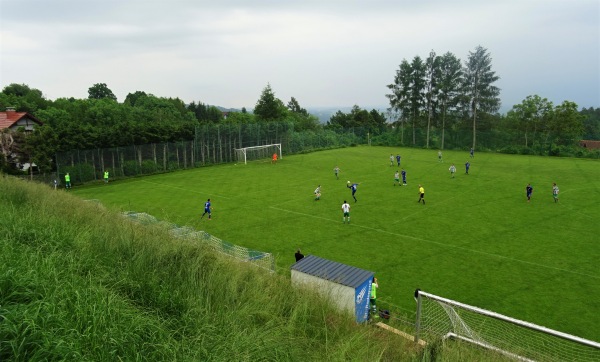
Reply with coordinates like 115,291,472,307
347,181,350,184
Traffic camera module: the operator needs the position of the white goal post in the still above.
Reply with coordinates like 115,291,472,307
414,289,600,362
234,143,282,165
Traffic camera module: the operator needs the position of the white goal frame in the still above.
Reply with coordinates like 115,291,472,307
234,143,282,165
414,289,600,362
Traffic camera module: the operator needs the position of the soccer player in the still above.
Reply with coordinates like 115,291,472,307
341,200,351,223
552,183,559,203
347,181,360,202
314,185,321,201
438,150,443,162
333,166,340,180
201,198,212,220
449,164,456,178
271,153,278,164
396,154,401,167
465,161,470,175
401,169,407,186
526,184,533,202
470,148,474,158
104,170,109,183
389,154,394,166
64,172,71,190
418,184,425,204
394,171,400,186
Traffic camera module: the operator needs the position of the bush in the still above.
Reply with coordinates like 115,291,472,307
498,145,520,154
141,160,158,174
122,160,139,176
520,147,534,155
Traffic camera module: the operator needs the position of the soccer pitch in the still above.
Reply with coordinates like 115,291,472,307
73,146,600,341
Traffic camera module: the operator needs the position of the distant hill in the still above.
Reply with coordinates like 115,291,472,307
215,106,243,113
306,107,351,124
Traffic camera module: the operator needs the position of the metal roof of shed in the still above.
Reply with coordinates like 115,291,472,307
291,255,373,289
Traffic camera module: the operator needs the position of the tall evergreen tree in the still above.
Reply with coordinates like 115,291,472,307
253,84,287,122
287,97,308,117
387,57,426,145
409,56,427,145
437,52,463,149
424,50,440,148
386,59,412,144
463,46,500,149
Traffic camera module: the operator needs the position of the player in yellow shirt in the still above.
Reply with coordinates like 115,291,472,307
418,185,425,204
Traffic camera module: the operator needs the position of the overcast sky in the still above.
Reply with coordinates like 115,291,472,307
1,0,598,113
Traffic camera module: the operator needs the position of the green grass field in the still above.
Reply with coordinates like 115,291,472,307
73,146,600,341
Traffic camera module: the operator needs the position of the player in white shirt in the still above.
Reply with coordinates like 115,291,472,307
341,200,351,223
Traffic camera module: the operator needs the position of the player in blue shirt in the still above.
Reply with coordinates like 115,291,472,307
526,184,533,202
201,198,212,220
401,169,407,186
396,154,401,167
347,181,360,202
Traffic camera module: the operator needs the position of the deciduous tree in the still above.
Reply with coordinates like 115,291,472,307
507,95,553,147
88,83,117,101
549,101,584,145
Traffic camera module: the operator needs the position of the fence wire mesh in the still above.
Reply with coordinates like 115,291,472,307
54,123,597,185
122,211,275,272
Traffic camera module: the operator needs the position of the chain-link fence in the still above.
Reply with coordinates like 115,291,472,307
55,141,199,185
54,123,599,185
123,211,275,272
55,122,368,184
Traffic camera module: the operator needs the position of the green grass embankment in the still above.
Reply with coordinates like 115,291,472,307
1,176,429,361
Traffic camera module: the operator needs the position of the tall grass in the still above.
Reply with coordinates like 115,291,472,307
1,176,438,361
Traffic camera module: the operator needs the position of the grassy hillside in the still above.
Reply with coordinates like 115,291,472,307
2,175,435,361
71,146,600,342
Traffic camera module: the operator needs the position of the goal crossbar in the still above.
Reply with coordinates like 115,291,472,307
234,143,281,164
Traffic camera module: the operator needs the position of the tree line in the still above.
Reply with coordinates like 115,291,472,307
0,82,389,174
386,45,598,151
1,46,599,175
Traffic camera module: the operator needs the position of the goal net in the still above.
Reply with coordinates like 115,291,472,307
234,144,282,164
414,290,600,362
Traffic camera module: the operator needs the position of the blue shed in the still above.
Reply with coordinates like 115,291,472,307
291,255,374,323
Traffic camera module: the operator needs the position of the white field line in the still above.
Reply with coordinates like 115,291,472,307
269,205,600,280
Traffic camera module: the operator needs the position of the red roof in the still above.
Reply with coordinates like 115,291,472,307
580,140,600,149
0,111,43,130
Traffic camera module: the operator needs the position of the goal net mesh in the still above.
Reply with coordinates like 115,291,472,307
122,211,275,272
234,144,281,164
416,291,600,362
